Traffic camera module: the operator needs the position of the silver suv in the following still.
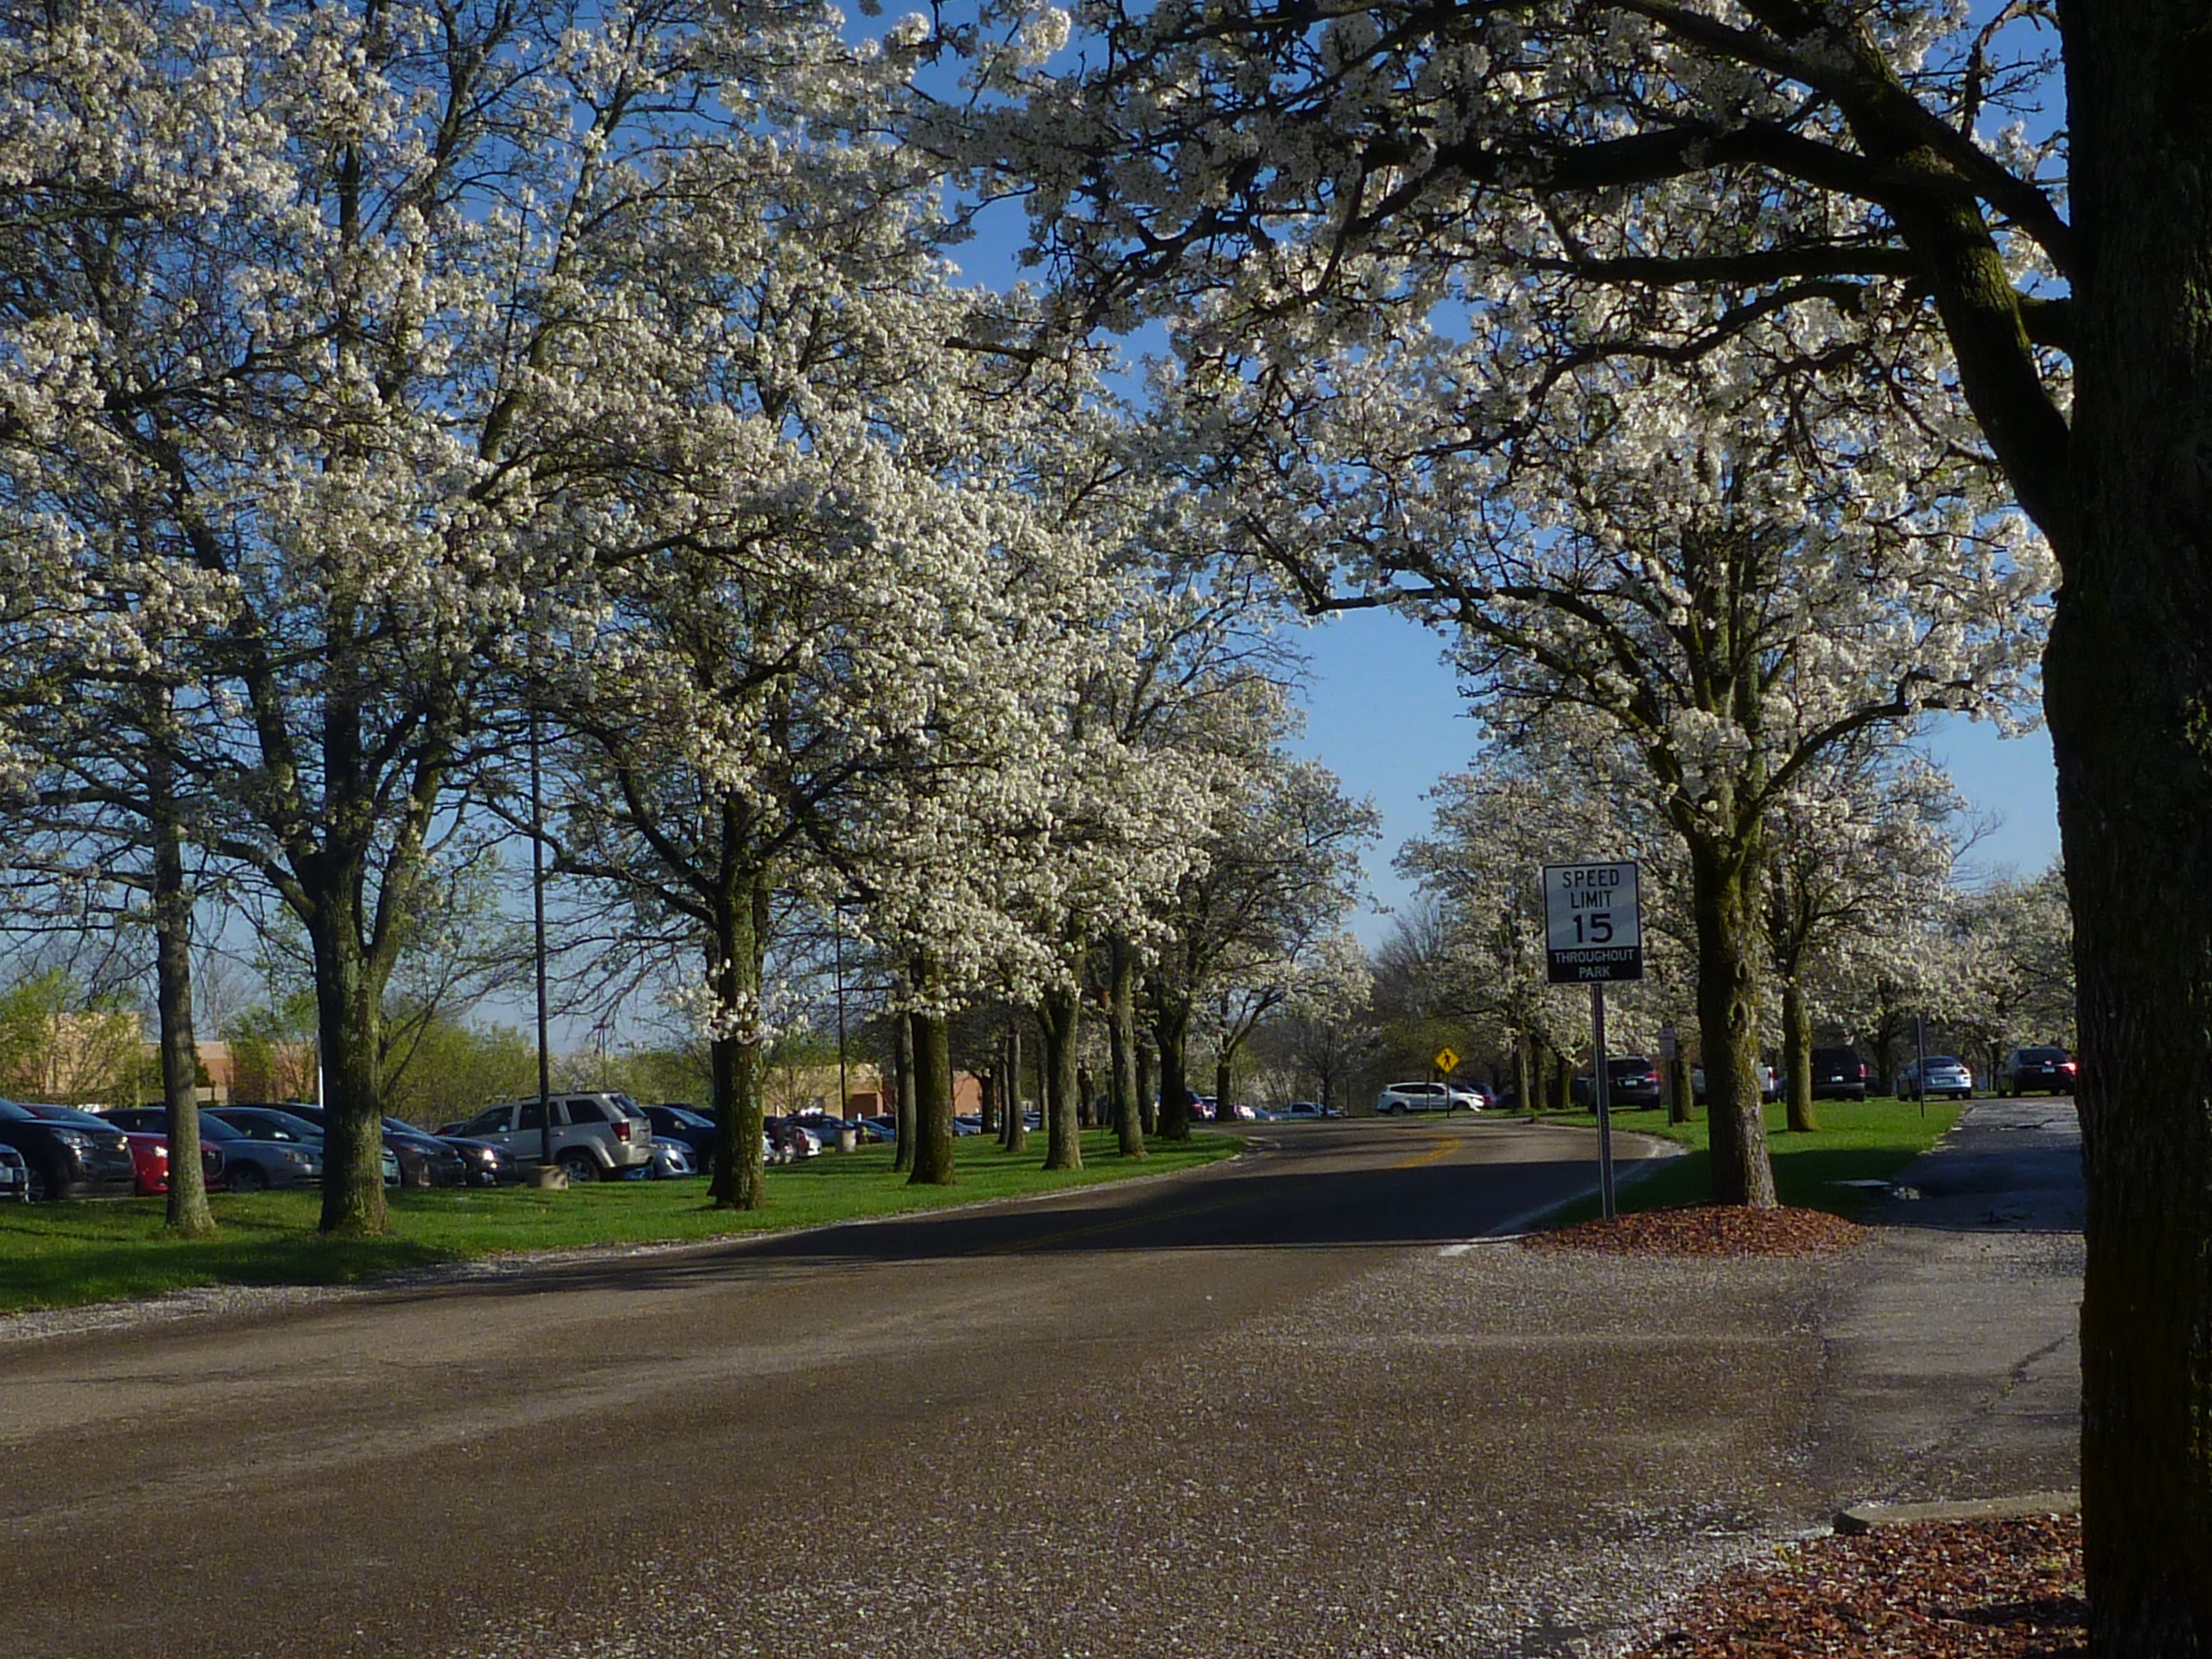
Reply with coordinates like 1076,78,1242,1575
1375,1081,1484,1114
452,1093,655,1183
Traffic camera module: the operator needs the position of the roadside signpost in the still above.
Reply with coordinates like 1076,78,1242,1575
1433,1046,1459,1076
1543,861,1645,1219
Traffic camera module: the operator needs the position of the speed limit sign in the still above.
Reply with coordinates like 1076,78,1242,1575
1543,861,1643,984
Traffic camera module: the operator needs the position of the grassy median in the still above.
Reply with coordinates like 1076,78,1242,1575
0,1131,1237,1315
1538,1096,1962,1223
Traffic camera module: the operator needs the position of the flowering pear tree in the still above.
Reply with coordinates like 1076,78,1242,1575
1179,312,2047,1202
0,0,935,1231
1398,756,1634,1118
1145,745,1377,1138
1762,749,1961,1130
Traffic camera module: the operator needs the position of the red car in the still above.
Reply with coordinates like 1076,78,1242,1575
86,1115,226,1197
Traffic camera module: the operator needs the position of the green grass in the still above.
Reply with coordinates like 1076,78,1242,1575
0,1131,1236,1314
1535,1095,1961,1225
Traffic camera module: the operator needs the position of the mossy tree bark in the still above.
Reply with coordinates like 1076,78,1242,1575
707,866,771,1211
1152,996,1194,1141
1109,938,1145,1156
148,715,213,1239
1687,838,1777,1208
893,1003,918,1173
906,995,957,1186
1780,979,1817,1135
1000,1021,1028,1154
1039,983,1083,1171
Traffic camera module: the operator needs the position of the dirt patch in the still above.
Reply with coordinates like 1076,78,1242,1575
1522,1204,1869,1258
1635,1515,2084,1657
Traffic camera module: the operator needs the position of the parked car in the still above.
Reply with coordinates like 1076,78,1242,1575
1810,1046,1870,1102
791,1111,863,1147
641,1140,696,1179
109,1107,324,1192
1279,1101,1342,1121
34,1104,221,1198
1375,1081,1484,1114
1995,1046,2077,1096
268,1106,467,1188
1571,1058,1662,1109
117,1126,226,1197
442,1093,654,1185
1897,1055,1975,1101
763,1117,819,1162
1,1100,148,1200
1691,1062,1781,1103
436,1135,524,1185
639,1103,718,1167
203,1106,402,1185
0,1142,28,1202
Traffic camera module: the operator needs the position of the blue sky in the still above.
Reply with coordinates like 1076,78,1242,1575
1293,608,2063,948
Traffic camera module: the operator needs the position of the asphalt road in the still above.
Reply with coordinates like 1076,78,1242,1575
2,1117,1837,1659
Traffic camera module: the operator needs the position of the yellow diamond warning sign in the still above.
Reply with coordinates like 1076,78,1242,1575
1433,1047,1460,1075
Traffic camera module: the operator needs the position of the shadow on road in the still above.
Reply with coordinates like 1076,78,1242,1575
373,1147,1607,1305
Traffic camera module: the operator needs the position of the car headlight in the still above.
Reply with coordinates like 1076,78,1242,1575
281,1149,311,1164
52,1128,94,1149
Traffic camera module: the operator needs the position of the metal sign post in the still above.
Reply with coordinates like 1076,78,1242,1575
1544,861,1645,1221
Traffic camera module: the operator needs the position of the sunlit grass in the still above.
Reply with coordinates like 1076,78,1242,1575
0,1131,1236,1314
1535,1096,1962,1224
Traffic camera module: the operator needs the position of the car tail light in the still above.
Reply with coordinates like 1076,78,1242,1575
2063,1061,2078,1072
614,1120,632,1142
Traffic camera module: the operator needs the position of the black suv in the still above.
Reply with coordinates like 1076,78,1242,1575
1810,1046,1869,1102
1570,1057,1662,1109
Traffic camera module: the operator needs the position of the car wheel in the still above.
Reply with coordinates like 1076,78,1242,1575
226,1163,267,1193
557,1150,599,1185
24,1160,54,1203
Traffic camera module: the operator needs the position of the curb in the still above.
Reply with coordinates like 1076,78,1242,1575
1833,1489,2080,1534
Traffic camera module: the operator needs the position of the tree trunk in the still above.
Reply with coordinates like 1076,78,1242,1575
1136,1042,1157,1135
309,909,387,1236
997,1021,1025,1153
1688,838,1777,1208
1077,1063,1097,1130
906,1001,957,1186
1553,1046,1573,1114
1039,984,1083,1170
2055,14,2212,1646
1782,979,1817,1134
1213,1048,1233,1123
149,725,213,1239
1668,1038,1694,1126
708,870,771,1211
1109,938,1145,1156
893,1002,918,1173
1154,1001,1193,1140
1515,1030,1535,1122
979,1065,998,1138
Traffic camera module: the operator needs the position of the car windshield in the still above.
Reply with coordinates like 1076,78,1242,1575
667,1108,712,1128
1925,1056,1964,1068
219,1111,315,1141
195,1116,243,1141
2020,1047,2068,1062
